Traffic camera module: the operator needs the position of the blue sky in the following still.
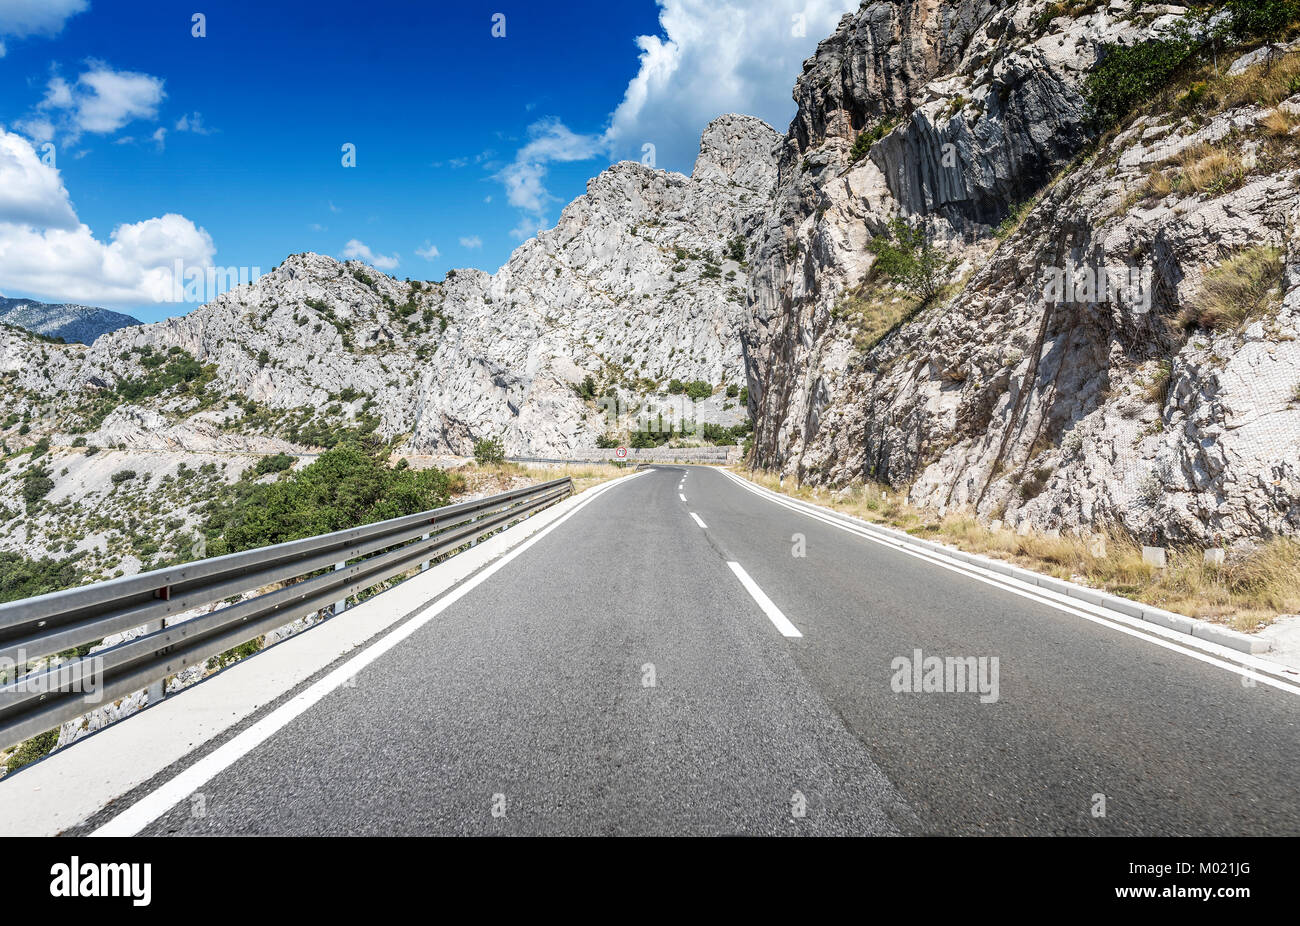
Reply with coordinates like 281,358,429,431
0,0,859,321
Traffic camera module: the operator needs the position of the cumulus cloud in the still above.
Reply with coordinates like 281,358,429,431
0,128,216,308
415,242,440,260
605,0,857,167
341,238,399,270
493,1,856,238
0,0,88,42
0,129,79,228
458,235,483,250
29,63,165,143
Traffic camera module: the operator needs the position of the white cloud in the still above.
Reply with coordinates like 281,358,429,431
495,118,608,238
491,2,856,238
0,128,78,228
151,127,166,150
604,0,857,169
0,129,215,308
0,41,7,58
0,0,88,41
30,63,166,143
341,238,399,271
415,242,440,260
458,235,483,250
174,111,214,135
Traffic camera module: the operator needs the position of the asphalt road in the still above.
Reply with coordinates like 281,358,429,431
135,466,1299,835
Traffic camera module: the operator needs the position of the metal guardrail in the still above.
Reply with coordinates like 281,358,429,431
0,477,573,752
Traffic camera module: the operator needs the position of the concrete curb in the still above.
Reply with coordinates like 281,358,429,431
724,470,1271,657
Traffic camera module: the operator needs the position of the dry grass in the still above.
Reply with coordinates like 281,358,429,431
736,467,1300,632
1126,52,1300,208
455,460,629,496
1261,105,1300,138
1180,245,1285,331
831,283,923,355
1141,359,1172,406
1150,47,1300,122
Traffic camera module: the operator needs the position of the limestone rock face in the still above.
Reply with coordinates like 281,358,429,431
4,0,1299,557
1,114,780,461
743,0,1300,546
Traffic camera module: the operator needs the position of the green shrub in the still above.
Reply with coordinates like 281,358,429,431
1085,38,1198,129
574,375,597,401
867,218,957,302
473,437,506,465
111,469,137,486
1224,0,1300,40
684,381,714,402
21,473,53,506
5,730,58,773
203,445,452,555
0,550,85,603
254,453,295,476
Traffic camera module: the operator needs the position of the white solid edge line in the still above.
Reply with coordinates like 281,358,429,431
689,512,708,529
729,562,802,638
91,471,645,837
718,469,1300,698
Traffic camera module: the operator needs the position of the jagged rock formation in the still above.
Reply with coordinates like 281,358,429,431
743,0,1300,546
0,297,140,344
0,114,779,463
5,0,1299,563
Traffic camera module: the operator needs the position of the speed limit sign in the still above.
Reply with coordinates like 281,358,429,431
615,446,628,460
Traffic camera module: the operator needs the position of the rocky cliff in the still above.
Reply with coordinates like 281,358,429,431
0,114,779,462
744,0,1300,546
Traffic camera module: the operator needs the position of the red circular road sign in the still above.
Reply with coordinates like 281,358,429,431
615,447,628,459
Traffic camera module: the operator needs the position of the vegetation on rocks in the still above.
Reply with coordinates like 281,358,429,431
202,445,452,556
1180,246,1286,330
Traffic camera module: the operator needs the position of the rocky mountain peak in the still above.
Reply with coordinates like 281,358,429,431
691,114,782,192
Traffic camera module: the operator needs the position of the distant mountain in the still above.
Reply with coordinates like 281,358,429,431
0,297,141,345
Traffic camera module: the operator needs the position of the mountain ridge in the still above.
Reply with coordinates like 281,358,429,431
0,297,141,345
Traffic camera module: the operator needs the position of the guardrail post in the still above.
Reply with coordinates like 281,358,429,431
333,562,346,614
420,533,431,571
146,619,166,703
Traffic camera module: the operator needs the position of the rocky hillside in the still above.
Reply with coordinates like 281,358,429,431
0,297,140,345
6,0,1299,574
743,0,1300,546
0,116,776,570
0,114,777,464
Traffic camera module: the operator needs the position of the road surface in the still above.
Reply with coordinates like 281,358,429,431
93,466,1298,835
